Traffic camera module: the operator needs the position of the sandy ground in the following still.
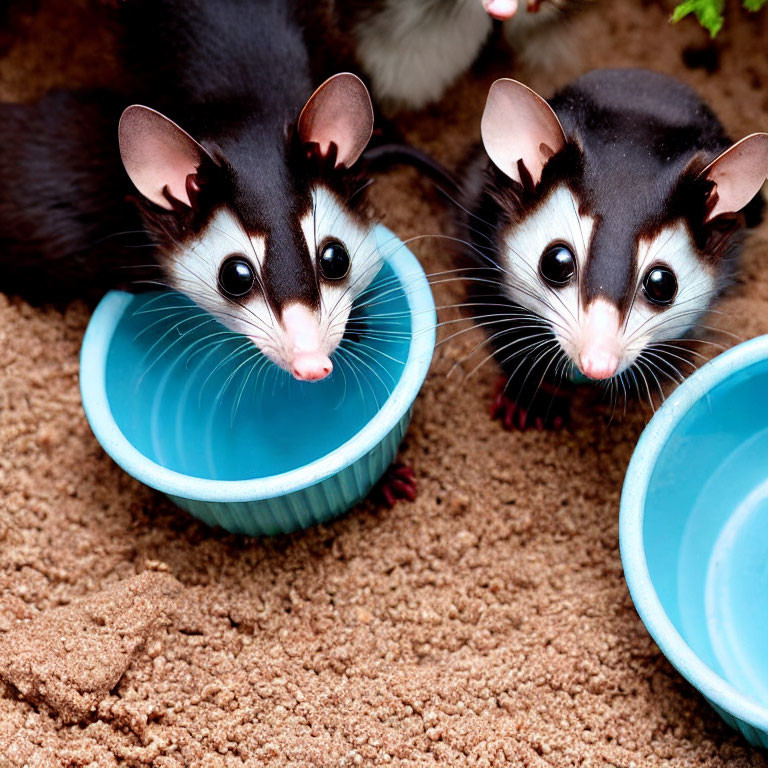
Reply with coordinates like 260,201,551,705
1,0,768,765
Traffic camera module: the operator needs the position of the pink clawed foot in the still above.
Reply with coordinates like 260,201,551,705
376,463,417,507
490,378,568,432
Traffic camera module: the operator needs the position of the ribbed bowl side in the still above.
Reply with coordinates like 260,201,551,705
707,700,768,749
168,407,412,536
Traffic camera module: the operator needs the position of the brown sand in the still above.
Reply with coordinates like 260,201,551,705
1,1,768,765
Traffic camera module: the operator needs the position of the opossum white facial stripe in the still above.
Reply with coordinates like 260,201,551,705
165,187,379,380
299,186,380,358
622,222,716,364
500,186,715,379
499,184,594,341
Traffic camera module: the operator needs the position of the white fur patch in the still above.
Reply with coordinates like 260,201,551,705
499,185,594,362
503,0,577,75
299,186,380,358
621,222,716,368
500,190,714,379
353,0,492,109
165,188,379,374
165,207,270,345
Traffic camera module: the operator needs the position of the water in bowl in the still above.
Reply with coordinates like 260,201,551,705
105,262,412,481
644,359,768,708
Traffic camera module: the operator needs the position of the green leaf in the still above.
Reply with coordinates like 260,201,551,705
743,0,768,12
671,0,725,37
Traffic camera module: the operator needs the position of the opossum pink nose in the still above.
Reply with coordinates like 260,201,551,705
291,352,333,382
483,0,518,20
579,350,619,381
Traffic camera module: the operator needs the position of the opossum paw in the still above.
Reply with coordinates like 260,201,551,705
490,378,569,431
376,463,417,507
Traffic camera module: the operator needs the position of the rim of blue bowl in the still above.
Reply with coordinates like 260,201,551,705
80,225,436,503
620,333,768,733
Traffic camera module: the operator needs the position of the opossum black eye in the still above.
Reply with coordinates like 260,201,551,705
218,254,255,298
539,244,575,287
642,266,677,306
318,241,350,281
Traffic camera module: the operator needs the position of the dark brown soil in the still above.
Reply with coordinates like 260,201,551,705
2,1,768,765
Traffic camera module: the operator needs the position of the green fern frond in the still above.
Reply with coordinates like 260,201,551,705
672,0,766,37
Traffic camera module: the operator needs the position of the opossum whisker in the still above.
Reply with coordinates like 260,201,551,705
462,332,556,383
337,341,390,403
622,229,681,333
184,331,249,368
631,358,658,413
637,354,668,402
230,353,269,424
215,348,263,412
647,340,711,363
132,308,210,340
166,276,281,349
351,276,523,314
623,292,720,344
448,323,542,378
434,184,498,245
498,339,561,399
152,221,277,342
434,314,543,347
251,351,279,411
136,312,215,370
331,351,350,410
324,240,386,328
333,347,368,409
135,316,219,390
618,370,629,418
529,344,568,425
607,375,620,425
349,266,501,310
427,305,549,329
511,255,580,328
336,344,378,408
342,327,412,342
225,217,279,327
198,340,255,405
515,338,563,411
170,245,278,339
341,321,411,337
441,320,561,355
345,335,407,368
643,349,689,384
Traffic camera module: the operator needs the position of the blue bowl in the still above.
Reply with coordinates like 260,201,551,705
621,335,768,747
80,226,436,536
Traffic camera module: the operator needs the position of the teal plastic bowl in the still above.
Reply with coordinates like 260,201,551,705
80,226,435,536
621,336,768,747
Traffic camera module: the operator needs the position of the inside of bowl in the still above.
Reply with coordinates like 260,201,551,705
104,261,412,481
644,359,768,707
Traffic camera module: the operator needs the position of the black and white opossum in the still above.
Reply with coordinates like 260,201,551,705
341,0,585,110
1,0,384,383
459,68,768,429
0,89,150,302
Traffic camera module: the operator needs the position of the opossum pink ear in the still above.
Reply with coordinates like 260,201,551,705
119,105,211,211
298,73,374,169
481,78,566,187
699,133,768,222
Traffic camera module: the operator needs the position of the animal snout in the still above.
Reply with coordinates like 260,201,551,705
578,348,619,380
577,298,621,380
291,351,333,382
